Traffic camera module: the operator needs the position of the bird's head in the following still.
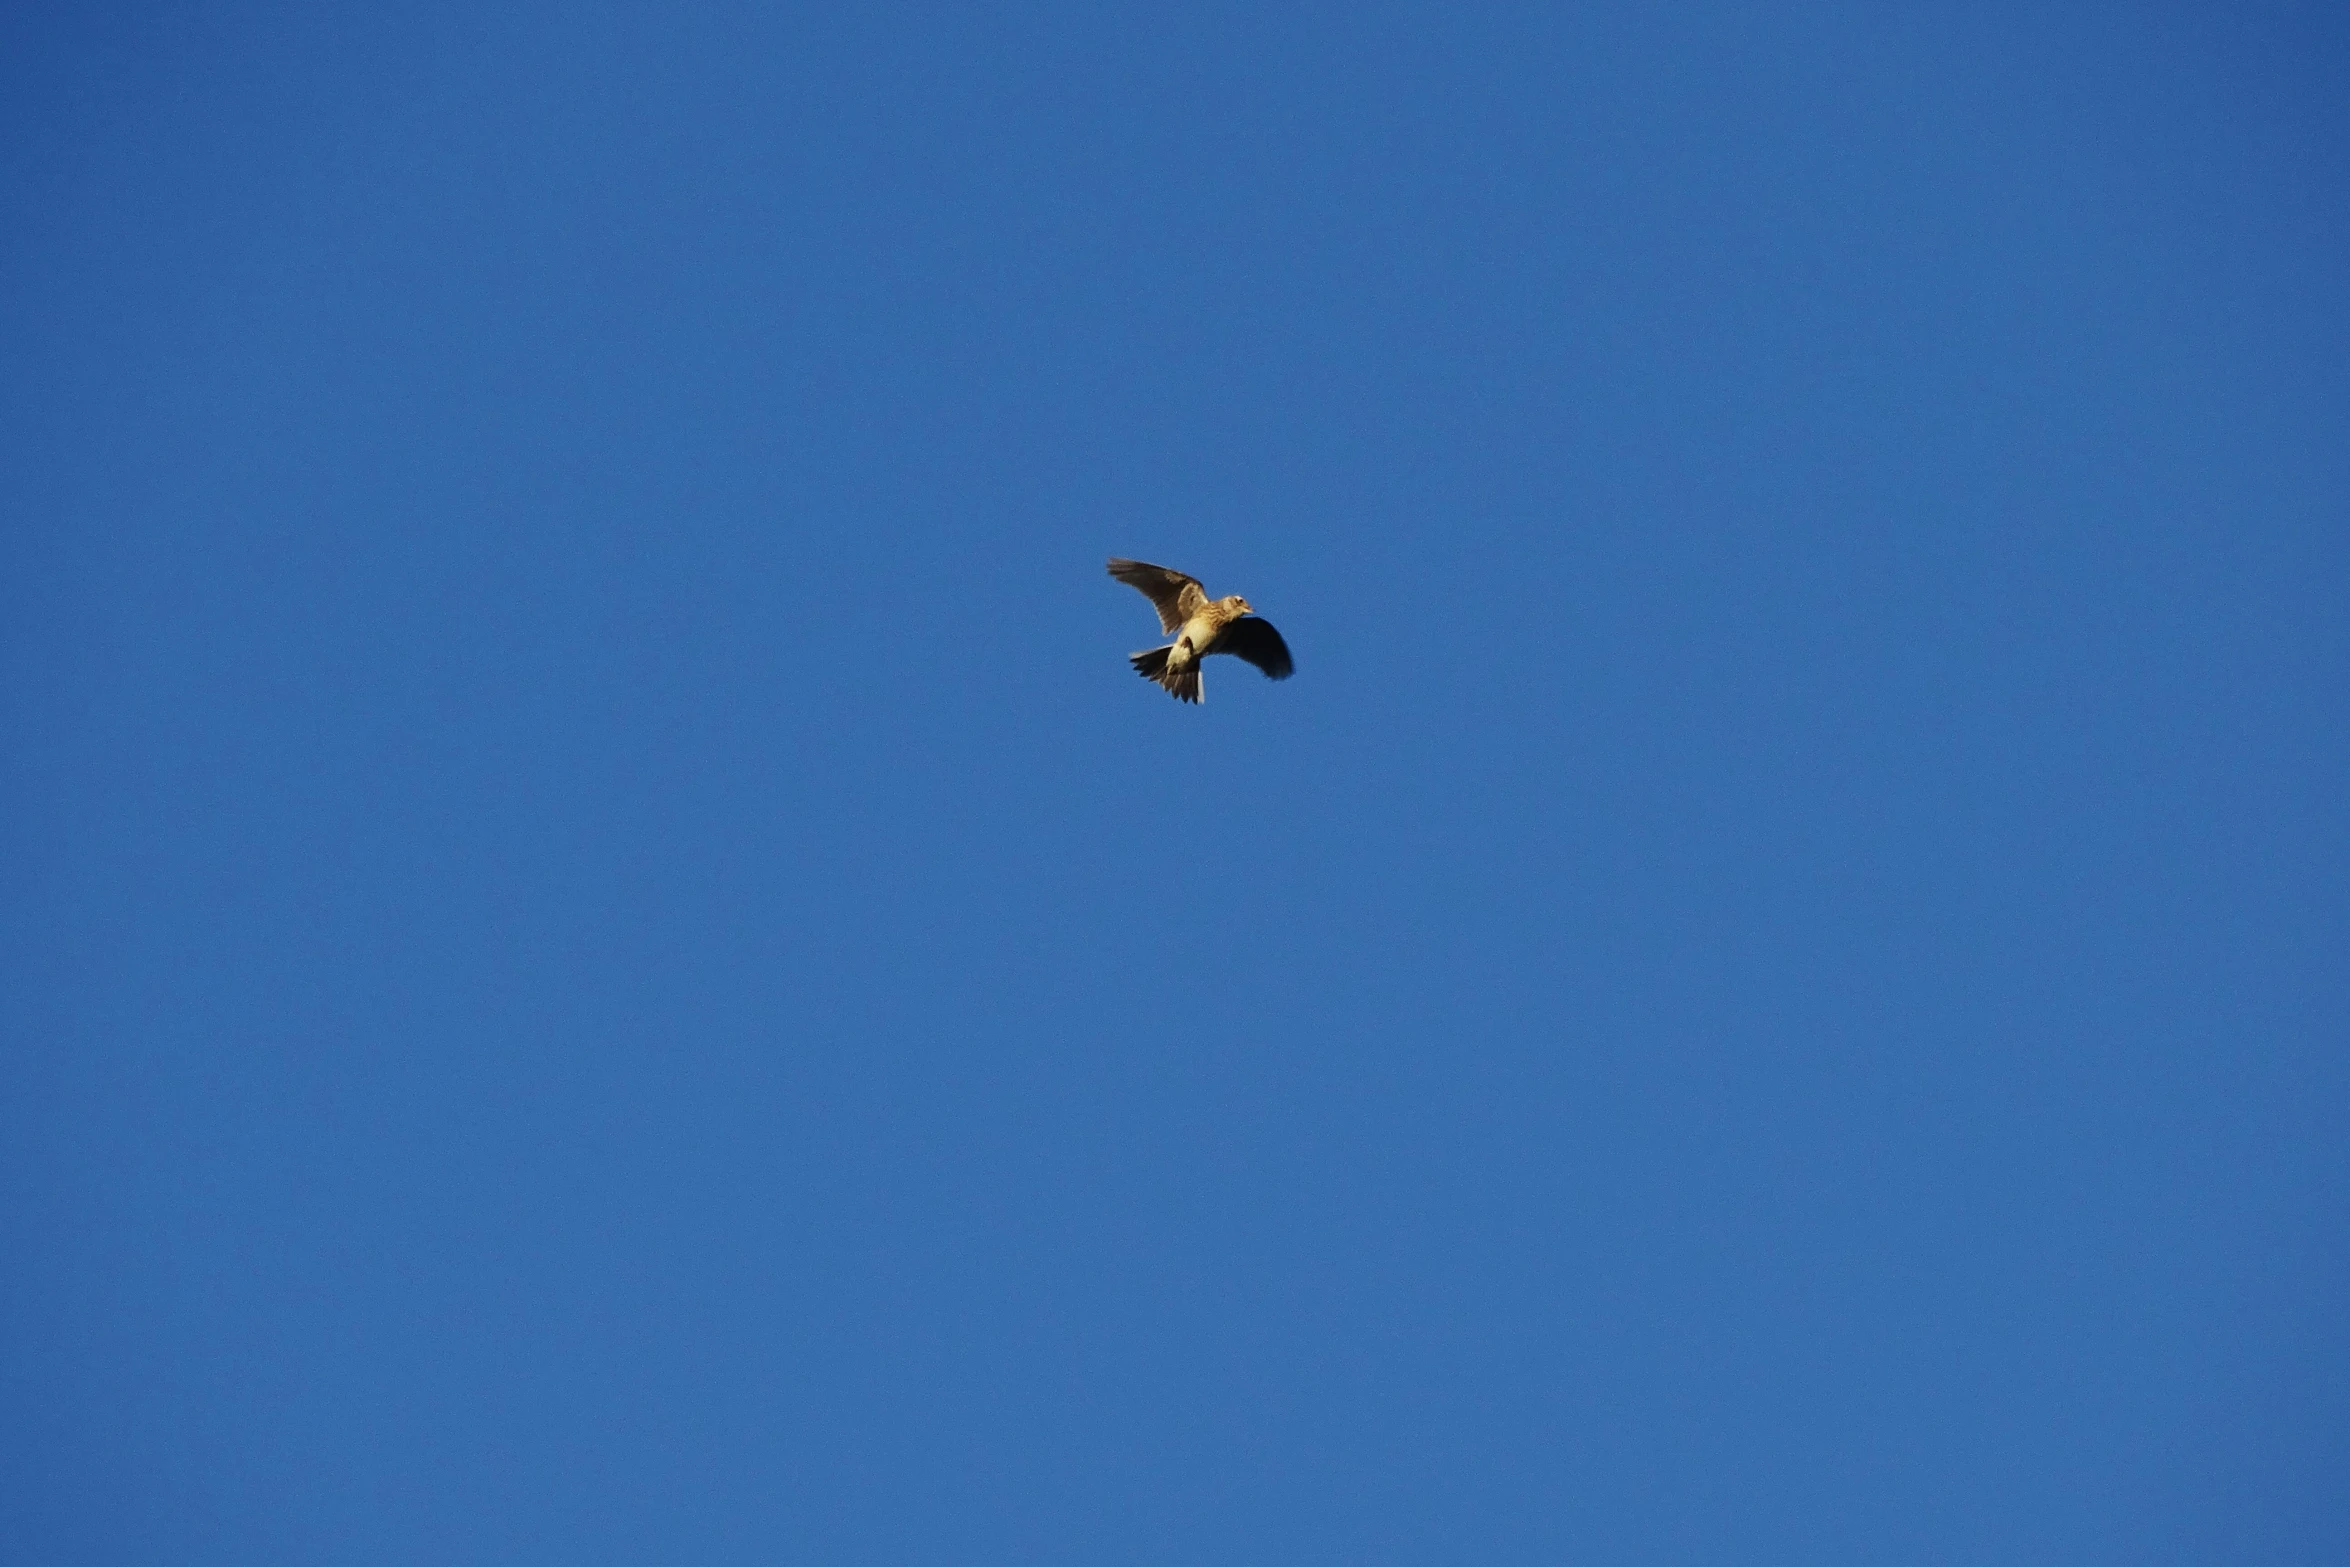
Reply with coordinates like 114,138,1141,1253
1225,595,1253,615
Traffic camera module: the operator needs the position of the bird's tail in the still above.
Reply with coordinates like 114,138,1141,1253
1129,646,1202,704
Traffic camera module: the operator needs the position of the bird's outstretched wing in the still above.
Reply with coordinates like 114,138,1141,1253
1107,558,1208,634
1212,616,1294,679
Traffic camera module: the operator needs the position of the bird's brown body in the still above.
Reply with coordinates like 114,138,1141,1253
1107,558,1294,703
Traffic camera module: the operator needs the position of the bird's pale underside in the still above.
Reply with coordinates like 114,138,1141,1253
1107,558,1294,704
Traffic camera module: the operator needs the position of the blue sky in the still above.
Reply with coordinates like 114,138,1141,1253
3,3,2344,1562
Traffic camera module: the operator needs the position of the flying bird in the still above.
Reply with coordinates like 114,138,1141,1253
1107,557,1294,704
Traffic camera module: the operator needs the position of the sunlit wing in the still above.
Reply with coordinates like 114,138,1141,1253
1107,558,1208,634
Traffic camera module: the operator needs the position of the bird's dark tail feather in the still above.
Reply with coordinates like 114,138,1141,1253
1129,647,1201,704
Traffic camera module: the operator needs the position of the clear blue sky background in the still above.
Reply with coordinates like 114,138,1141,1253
4,3,2344,1562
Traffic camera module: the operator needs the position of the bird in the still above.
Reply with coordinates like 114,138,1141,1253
1107,557,1294,704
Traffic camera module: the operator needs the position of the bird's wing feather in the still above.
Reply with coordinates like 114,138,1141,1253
1211,616,1294,679
1107,558,1208,634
